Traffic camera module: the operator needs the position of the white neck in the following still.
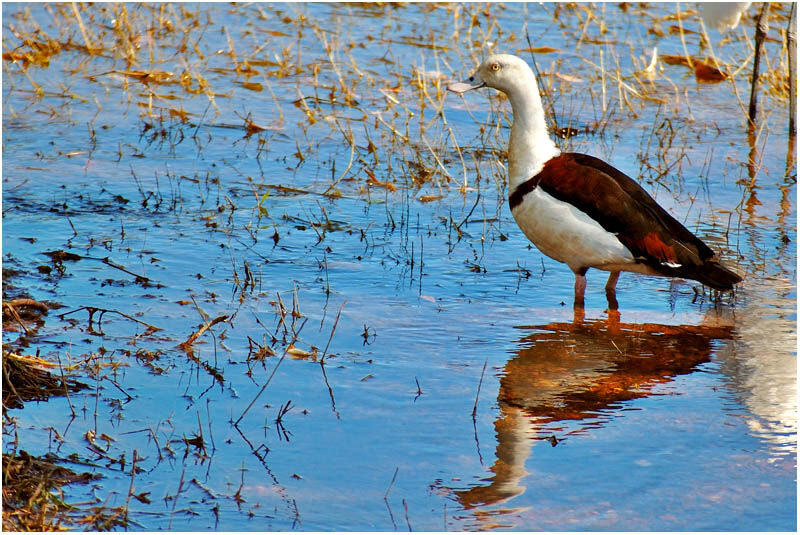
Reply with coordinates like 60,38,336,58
505,72,560,192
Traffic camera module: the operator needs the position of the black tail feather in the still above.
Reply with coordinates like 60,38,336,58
689,260,742,291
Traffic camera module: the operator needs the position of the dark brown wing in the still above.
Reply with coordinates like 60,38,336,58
511,153,740,289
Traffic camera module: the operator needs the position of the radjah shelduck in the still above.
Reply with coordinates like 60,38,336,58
448,54,742,311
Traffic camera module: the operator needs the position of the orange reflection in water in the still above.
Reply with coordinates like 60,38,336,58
454,314,734,511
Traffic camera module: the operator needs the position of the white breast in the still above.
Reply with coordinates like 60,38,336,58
511,187,637,273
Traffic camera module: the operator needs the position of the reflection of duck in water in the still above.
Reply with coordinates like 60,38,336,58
453,316,734,511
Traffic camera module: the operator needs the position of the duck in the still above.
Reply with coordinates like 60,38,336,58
447,54,742,311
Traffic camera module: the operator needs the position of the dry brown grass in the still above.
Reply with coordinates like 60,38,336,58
0,2,793,529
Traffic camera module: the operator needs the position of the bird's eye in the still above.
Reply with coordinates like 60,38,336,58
490,63,501,72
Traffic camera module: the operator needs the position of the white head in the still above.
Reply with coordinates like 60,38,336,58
448,54,559,190
447,54,538,99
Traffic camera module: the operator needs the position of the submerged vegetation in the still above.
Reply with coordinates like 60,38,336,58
2,2,796,531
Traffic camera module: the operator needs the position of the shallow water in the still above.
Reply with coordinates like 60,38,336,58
2,2,796,531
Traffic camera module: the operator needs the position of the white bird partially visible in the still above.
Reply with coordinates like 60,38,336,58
701,2,752,31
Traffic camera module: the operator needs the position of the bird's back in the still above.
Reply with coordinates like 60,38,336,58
510,152,742,289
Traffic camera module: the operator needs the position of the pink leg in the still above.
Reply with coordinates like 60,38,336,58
573,270,587,310
605,271,620,311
